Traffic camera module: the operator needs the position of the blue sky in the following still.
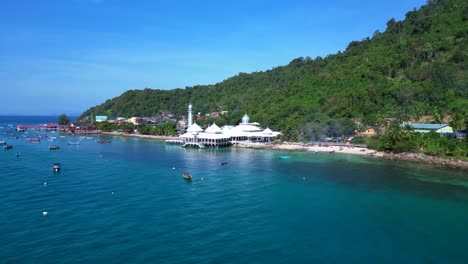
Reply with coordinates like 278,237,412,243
1,0,426,115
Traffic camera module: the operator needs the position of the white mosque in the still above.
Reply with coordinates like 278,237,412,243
177,104,281,148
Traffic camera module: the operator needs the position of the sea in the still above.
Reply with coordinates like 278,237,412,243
1,116,467,263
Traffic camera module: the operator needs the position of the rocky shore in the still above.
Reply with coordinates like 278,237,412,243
382,152,468,171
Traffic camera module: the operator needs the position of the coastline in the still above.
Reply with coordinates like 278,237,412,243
101,132,468,170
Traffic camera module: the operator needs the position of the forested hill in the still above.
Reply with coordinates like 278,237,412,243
80,0,467,140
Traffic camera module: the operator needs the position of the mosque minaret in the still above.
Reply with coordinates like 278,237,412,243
188,104,193,127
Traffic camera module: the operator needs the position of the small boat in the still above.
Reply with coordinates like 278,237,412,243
220,161,228,165
53,163,61,172
183,172,192,181
0,140,6,145
67,141,80,145
27,138,41,143
96,139,111,144
49,145,60,150
3,145,13,150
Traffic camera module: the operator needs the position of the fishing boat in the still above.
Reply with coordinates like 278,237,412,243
27,138,41,143
183,172,192,181
49,145,60,150
221,161,228,165
96,139,111,144
67,141,80,145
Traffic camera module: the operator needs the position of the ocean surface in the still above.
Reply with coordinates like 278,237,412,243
1,116,467,263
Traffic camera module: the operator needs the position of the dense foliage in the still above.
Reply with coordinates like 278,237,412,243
80,0,467,142
58,114,71,125
96,122,177,136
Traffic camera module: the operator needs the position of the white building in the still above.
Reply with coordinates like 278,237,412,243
177,105,281,148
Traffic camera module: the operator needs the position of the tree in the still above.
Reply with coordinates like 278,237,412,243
449,113,464,132
58,114,71,125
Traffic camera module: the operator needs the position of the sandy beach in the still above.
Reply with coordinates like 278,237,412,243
234,141,383,156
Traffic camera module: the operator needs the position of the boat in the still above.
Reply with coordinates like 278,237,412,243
53,163,61,172
96,139,111,144
3,145,13,150
183,172,192,181
221,161,228,165
0,140,6,145
67,141,80,145
27,138,41,143
49,145,60,150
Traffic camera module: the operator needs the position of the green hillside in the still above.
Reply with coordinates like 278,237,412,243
80,0,467,141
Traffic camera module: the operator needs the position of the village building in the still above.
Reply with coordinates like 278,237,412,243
95,115,108,122
356,126,378,136
401,123,453,134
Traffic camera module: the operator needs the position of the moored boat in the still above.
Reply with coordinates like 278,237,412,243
49,145,60,150
53,163,61,172
67,141,80,145
3,145,13,150
96,139,111,144
183,172,192,181
27,138,41,143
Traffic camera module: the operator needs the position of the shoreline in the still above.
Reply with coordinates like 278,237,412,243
101,132,468,170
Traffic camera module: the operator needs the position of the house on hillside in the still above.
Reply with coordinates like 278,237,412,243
356,126,377,136
95,116,108,122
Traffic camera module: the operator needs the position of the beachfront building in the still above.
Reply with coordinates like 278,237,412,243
179,122,231,148
402,123,453,134
176,105,281,148
223,114,281,143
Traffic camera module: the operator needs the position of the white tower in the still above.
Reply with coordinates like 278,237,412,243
188,104,193,127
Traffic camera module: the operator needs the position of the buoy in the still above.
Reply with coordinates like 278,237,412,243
172,167,175,170
42,211,48,216
112,192,114,195
44,182,47,187
201,178,204,181
303,177,306,180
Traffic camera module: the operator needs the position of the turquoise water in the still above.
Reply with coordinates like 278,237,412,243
1,116,468,263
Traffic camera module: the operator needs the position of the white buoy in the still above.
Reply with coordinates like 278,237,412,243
112,192,114,195
172,167,175,170
303,177,306,180
44,182,47,187
201,178,204,181
42,211,48,216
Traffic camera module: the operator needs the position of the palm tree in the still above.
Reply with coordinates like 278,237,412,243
387,123,404,144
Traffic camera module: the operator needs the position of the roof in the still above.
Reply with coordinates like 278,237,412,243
186,123,204,133
205,123,222,134
403,123,449,130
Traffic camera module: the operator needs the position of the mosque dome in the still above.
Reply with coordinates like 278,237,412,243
242,114,250,124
